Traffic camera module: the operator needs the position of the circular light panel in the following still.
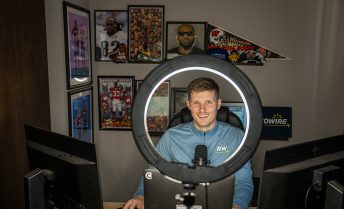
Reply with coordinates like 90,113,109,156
132,55,262,183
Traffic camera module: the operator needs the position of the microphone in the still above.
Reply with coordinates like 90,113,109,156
193,145,209,167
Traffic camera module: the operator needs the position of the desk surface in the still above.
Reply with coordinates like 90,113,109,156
103,202,257,209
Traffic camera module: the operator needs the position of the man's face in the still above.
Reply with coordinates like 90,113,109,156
187,90,221,132
105,18,117,36
177,25,195,49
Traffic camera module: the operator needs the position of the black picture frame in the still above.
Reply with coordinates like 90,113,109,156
171,87,188,117
165,21,207,60
67,86,94,143
94,10,128,63
128,5,165,63
97,76,135,130
63,1,92,89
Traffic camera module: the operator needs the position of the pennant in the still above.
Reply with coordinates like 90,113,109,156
206,23,289,65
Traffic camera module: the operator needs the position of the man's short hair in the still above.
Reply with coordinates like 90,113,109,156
187,77,219,100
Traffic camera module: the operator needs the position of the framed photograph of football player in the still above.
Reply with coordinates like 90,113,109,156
128,5,164,63
171,88,188,117
68,86,94,143
165,21,206,60
146,80,170,135
94,10,128,63
63,1,92,89
97,76,135,130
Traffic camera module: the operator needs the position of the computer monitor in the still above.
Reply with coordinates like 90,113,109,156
222,102,246,129
257,134,344,209
24,125,103,209
144,169,234,209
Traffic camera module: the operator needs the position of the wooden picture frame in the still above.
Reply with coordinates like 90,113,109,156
171,88,188,116
97,76,135,130
94,10,128,63
166,21,206,60
128,5,164,63
63,1,92,89
68,86,94,143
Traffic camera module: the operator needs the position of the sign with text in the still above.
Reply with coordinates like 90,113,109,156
262,106,292,139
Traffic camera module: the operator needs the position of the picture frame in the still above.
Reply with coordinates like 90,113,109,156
68,86,94,143
171,88,188,116
222,101,247,129
128,5,164,63
94,10,128,63
63,1,92,89
166,21,206,60
146,81,170,135
97,76,135,130
135,80,143,93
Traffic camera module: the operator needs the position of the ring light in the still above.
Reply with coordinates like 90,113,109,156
132,55,262,183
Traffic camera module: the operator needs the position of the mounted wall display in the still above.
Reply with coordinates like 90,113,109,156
94,10,128,63
165,21,206,60
206,23,289,65
68,87,93,143
97,76,134,130
128,5,164,63
63,1,92,89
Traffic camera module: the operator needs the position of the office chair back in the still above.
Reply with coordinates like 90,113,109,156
168,106,244,131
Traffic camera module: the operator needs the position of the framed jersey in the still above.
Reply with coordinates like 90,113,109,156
94,10,128,63
97,76,135,130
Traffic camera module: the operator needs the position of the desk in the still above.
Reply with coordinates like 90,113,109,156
104,202,125,209
103,202,257,209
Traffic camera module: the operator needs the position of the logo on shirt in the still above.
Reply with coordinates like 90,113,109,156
216,146,229,153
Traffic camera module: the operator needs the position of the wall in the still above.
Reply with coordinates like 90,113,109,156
45,0,344,202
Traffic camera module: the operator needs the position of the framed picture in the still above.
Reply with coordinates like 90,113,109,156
171,88,188,116
63,2,92,89
166,21,206,60
135,80,143,93
68,87,93,143
147,81,170,135
94,10,128,63
97,76,135,130
128,5,164,63
222,102,247,129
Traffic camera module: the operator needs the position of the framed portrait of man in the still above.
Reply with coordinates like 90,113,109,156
165,21,207,60
94,10,128,63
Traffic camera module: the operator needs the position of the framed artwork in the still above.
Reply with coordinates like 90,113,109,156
171,88,188,116
63,1,92,89
97,76,135,130
222,102,247,129
128,5,164,63
68,87,93,143
135,80,143,93
166,21,206,60
94,10,128,63
147,81,170,135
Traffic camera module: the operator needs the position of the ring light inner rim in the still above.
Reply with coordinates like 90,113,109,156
144,66,250,163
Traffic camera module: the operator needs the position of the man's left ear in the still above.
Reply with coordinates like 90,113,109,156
217,99,222,110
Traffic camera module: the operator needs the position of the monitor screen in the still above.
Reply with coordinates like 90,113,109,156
144,169,234,209
258,134,344,209
24,125,103,209
222,102,247,129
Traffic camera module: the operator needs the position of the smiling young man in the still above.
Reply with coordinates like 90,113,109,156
123,77,253,209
